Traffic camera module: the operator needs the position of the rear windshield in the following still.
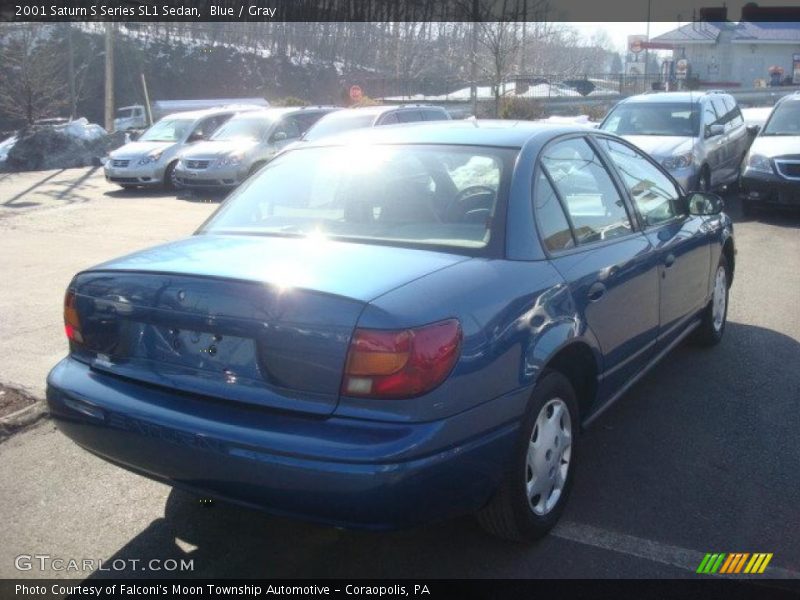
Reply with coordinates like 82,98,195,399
201,144,516,252
600,103,700,137
302,113,377,141
211,116,273,141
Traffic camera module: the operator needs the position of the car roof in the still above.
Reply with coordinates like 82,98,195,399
228,106,339,120
300,119,589,149
161,106,262,121
619,92,725,105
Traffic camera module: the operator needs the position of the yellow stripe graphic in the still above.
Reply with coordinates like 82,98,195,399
758,553,773,573
744,554,760,573
749,554,766,573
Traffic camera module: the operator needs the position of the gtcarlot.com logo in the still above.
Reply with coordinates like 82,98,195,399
697,552,773,575
15,554,194,573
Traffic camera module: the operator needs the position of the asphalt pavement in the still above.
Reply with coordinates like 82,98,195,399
0,167,798,582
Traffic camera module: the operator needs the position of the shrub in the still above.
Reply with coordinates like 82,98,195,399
499,97,547,120
273,96,310,107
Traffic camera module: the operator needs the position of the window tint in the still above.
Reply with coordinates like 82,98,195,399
292,112,327,134
379,112,399,125
730,106,744,128
534,171,574,252
541,137,632,245
711,97,728,126
423,109,449,121
396,110,424,123
600,138,686,226
703,102,718,130
271,118,300,141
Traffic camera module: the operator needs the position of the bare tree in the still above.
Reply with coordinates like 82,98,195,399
0,24,68,125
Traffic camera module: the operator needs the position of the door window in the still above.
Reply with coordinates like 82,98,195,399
540,137,632,245
271,118,301,142
599,138,686,227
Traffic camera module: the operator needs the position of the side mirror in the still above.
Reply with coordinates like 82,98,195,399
747,124,761,136
271,131,287,143
688,191,724,216
706,123,725,138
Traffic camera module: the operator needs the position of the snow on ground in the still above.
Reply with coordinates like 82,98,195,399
384,82,621,103
63,118,107,141
0,135,18,163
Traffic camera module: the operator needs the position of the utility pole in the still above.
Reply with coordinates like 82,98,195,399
644,0,652,80
104,22,114,132
140,73,153,127
66,24,76,120
470,0,479,117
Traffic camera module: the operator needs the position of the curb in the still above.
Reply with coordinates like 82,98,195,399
0,399,49,442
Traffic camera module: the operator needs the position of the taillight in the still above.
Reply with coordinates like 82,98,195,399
64,290,83,344
342,319,461,399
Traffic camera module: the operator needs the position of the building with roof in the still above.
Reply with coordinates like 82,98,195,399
652,6,800,88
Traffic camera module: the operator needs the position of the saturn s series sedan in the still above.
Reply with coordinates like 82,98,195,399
47,121,734,541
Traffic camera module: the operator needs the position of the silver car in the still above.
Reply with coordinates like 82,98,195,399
174,107,338,189
104,106,259,189
599,91,750,192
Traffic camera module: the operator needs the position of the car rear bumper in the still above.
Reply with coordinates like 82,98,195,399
46,357,518,529
741,170,800,207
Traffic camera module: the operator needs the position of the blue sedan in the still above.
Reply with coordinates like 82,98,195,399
47,121,734,540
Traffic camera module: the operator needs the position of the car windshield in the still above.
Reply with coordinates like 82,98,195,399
211,116,273,141
762,102,800,135
139,118,193,142
302,113,377,141
201,144,514,251
600,103,700,137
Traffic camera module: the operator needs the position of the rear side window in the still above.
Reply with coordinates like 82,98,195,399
540,137,632,245
533,171,574,252
423,109,449,121
379,112,399,125
396,110,424,123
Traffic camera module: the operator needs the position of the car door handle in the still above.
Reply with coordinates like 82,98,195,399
664,253,676,268
587,282,607,302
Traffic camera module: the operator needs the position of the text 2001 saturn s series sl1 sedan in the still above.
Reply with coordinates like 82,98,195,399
47,121,734,541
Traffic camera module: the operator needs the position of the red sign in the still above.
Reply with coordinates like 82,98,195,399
349,85,363,102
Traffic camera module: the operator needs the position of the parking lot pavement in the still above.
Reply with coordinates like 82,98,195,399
0,168,217,397
0,170,799,582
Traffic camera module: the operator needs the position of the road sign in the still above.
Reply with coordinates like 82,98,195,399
628,35,647,55
349,85,363,102
676,58,689,80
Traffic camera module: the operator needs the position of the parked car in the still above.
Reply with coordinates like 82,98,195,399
741,92,800,214
104,106,261,189
48,121,734,541
300,104,451,142
174,106,339,190
114,99,270,131
599,91,750,192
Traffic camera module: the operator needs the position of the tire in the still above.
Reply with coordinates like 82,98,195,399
163,161,178,190
692,254,730,347
120,184,137,190
697,166,711,193
477,370,579,541
248,162,266,179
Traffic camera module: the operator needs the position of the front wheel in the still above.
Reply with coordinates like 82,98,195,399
477,370,579,541
163,161,179,190
692,254,730,346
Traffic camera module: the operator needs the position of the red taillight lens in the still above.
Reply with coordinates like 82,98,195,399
64,290,83,344
342,319,461,398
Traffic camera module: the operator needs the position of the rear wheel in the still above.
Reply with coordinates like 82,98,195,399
692,254,729,346
477,370,579,541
